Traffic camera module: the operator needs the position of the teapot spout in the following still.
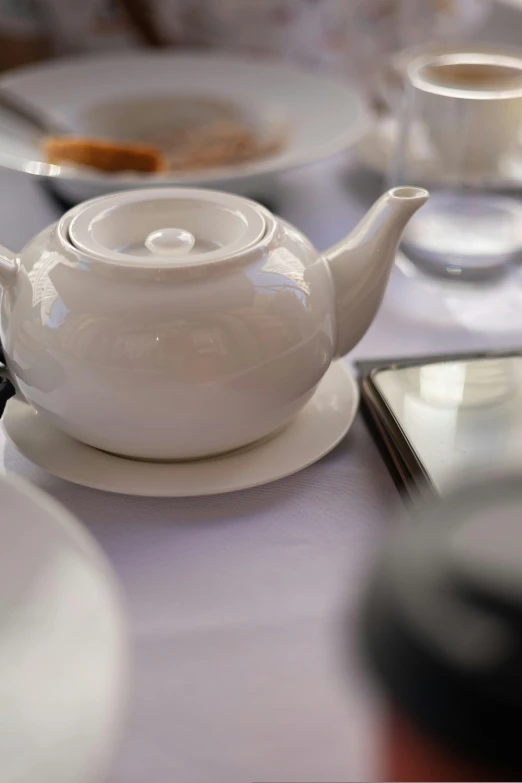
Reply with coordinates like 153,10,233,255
325,186,428,357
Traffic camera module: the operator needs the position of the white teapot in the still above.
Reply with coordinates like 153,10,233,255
0,186,427,460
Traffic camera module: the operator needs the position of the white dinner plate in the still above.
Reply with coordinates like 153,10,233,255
0,472,128,783
2,361,359,497
0,52,369,202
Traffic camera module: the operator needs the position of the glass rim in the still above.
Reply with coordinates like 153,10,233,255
407,52,522,101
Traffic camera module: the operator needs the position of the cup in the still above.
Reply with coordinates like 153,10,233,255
408,52,522,173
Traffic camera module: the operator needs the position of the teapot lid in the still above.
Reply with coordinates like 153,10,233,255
66,188,267,268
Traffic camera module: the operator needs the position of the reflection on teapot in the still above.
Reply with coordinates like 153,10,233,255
0,186,427,459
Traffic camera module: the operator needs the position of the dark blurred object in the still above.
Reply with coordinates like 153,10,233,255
360,476,522,782
0,343,15,416
0,0,51,71
120,0,171,45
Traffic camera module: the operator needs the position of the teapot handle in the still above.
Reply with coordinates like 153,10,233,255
0,356,11,382
0,357,20,408
0,244,22,400
1,355,28,404
0,244,17,288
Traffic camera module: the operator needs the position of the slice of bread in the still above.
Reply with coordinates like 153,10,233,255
44,136,167,173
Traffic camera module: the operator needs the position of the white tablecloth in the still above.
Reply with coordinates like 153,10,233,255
2,9,522,772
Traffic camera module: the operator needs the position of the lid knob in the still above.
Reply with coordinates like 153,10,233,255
144,228,196,256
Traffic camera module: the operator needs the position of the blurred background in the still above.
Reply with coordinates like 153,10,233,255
0,1,491,93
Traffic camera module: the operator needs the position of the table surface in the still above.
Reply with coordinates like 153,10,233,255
2,159,521,783
2,9,522,779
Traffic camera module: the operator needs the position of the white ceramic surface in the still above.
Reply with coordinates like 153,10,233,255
0,52,370,201
2,360,358,497
67,188,267,265
0,185,426,460
0,472,128,783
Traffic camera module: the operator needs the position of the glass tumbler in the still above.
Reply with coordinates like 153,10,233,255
390,52,522,281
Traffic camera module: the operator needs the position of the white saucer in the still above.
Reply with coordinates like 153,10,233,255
356,115,522,190
3,362,358,497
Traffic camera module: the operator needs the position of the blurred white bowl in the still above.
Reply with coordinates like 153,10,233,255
0,51,370,202
0,472,128,783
